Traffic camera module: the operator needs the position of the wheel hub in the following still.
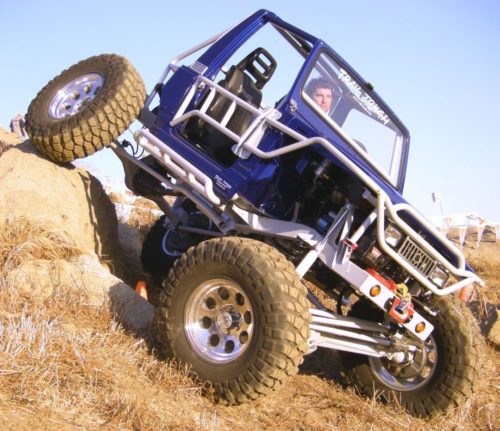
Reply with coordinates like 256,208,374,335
216,307,241,332
48,73,104,119
370,335,437,391
184,278,253,364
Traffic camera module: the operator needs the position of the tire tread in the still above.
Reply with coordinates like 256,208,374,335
153,237,310,404
26,54,146,162
342,295,480,418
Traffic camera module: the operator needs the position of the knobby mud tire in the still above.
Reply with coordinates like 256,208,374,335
342,296,480,418
26,54,146,162
153,237,310,404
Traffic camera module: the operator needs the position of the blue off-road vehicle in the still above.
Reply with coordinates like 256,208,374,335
26,10,483,418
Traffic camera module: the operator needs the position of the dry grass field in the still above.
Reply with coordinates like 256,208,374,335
0,218,498,430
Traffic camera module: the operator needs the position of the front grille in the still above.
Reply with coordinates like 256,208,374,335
398,237,435,276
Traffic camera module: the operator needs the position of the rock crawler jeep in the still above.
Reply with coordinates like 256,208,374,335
26,9,483,418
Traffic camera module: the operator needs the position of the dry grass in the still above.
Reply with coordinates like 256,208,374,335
0,220,202,430
0,218,499,430
126,207,160,235
464,243,500,304
0,282,202,430
0,219,81,278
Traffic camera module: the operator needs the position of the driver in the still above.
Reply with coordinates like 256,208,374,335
305,77,334,114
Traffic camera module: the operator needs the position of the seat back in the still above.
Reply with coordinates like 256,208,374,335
185,48,276,166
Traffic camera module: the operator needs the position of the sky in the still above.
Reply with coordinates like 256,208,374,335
1,0,499,222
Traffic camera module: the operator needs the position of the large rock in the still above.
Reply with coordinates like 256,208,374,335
0,135,154,331
6,254,154,332
0,126,22,147
0,140,120,264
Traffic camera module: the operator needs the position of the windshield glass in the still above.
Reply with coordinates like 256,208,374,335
302,52,406,186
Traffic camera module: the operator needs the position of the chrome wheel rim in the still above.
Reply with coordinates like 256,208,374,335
369,335,438,391
48,73,104,119
184,278,254,364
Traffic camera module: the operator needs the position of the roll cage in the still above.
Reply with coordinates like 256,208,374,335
132,9,481,302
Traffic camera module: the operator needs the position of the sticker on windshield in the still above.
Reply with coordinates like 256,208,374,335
338,69,390,126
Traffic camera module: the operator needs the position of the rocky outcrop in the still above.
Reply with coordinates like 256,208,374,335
7,254,153,331
0,136,153,331
0,126,22,146
0,140,120,263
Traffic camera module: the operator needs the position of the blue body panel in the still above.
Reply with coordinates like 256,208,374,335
151,9,458,265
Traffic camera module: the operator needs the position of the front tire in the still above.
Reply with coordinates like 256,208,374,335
153,237,310,404
26,54,146,162
342,296,480,418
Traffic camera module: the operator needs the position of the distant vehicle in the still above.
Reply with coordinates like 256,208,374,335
26,9,482,418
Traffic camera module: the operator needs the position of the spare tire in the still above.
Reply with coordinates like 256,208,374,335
26,54,146,163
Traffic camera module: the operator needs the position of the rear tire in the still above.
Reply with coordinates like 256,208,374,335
342,296,480,418
26,54,146,162
153,237,310,404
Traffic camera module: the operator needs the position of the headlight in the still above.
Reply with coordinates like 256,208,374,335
384,224,403,247
430,264,449,287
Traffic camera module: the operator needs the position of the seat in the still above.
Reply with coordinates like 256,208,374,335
185,48,276,166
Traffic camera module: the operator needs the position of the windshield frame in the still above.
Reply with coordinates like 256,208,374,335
299,46,410,191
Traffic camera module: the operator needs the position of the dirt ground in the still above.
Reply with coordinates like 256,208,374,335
0,131,498,429
1,212,498,430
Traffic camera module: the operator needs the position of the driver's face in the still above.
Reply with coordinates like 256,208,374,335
312,87,333,113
